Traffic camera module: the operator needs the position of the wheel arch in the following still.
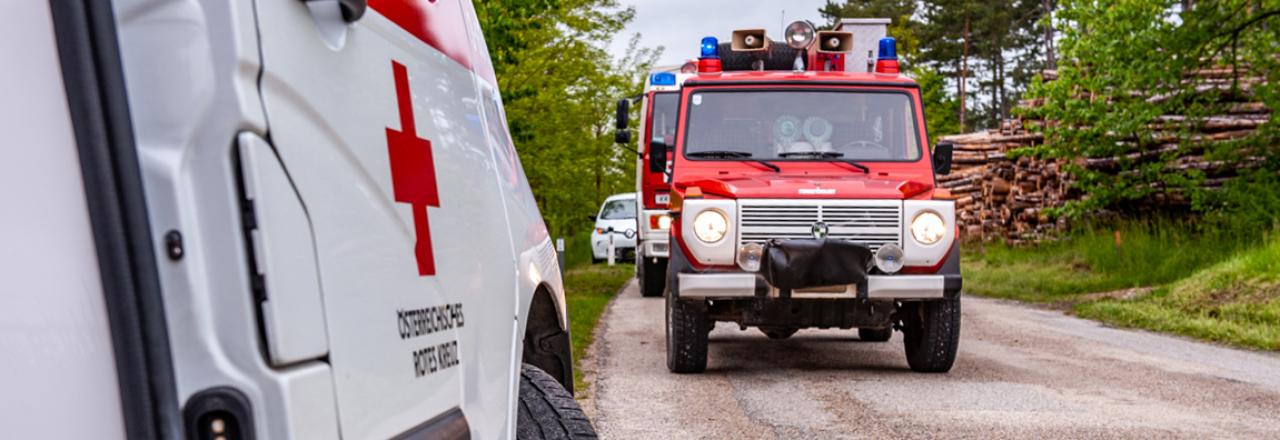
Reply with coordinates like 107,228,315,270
521,282,574,393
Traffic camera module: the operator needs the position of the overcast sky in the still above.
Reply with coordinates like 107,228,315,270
605,0,832,67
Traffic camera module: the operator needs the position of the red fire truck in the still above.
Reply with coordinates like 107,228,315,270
620,67,691,296
628,20,962,374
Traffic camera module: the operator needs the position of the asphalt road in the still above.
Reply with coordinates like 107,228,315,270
583,280,1280,439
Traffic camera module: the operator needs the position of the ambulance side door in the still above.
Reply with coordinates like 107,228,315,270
251,1,519,438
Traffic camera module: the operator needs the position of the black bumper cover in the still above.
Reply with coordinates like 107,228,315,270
760,239,873,291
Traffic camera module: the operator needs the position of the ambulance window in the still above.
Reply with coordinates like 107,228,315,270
683,90,921,162
599,199,636,220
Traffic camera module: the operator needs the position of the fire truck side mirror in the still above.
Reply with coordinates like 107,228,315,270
615,99,629,130
648,140,668,173
615,130,631,145
933,141,954,175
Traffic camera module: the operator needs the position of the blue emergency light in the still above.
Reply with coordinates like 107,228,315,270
650,72,677,86
875,37,900,74
700,37,719,59
877,37,897,60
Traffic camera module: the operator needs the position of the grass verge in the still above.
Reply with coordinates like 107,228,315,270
1074,239,1280,350
964,221,1279,350
563,263,633,395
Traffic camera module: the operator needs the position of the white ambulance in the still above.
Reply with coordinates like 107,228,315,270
1,0,593,439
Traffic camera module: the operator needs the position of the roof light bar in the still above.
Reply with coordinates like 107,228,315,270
650,72,677,86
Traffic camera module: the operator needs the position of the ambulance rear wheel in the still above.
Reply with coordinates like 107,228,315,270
516,363,598,439
638,257,667,297
901,298,961,373
858,327,893,342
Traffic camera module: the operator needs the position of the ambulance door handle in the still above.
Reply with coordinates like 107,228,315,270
303,0,366,23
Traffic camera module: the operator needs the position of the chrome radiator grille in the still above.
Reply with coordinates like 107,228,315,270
738,200,902,251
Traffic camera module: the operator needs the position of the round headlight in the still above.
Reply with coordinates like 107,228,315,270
910,211,946,245
692,210,728,243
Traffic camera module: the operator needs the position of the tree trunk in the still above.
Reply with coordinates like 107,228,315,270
960,15,970,132
1043,0,1056,69
996,48,1006,122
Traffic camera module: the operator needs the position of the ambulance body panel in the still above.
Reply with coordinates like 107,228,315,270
5,0,576,438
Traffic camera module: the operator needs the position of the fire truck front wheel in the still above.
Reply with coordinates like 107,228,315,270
666,246,708,373
901,298,961,372
516,363,598,439
666,292,709,373
638,257,667,297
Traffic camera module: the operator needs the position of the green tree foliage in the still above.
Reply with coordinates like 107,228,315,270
920,0,1049,129
1021,0,1280,225
476,0,660,237
916,66,963,142
821,1,1051,134
819,0,921,57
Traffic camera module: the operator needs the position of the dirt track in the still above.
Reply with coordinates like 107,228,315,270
584,280,1280,439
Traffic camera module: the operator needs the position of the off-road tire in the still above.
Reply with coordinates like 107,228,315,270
665,287,708,373
858,327,893,342
516,364,597,440
718,41,804,71
901,298,961,372
638,257,667,297
760,326,798,339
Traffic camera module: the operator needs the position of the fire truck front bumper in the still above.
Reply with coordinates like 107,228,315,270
676,272,960,299
675,239,962,300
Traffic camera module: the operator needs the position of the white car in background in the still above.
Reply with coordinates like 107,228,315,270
591,193,639,263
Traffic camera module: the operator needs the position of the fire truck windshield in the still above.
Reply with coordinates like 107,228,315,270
683,90,922,162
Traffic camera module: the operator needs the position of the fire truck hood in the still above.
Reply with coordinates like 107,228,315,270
677,172,932,200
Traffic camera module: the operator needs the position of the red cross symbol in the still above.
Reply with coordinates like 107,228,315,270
386,61,439,276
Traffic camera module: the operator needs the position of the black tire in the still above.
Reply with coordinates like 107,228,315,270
759,326,798,339
719,41,804,71
591,257,602,265
516,364,598,440
901,298,961,372
665,267,708,373
638,257,667,297
858,327,893,342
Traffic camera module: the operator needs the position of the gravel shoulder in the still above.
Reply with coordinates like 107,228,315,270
587,281,1280,439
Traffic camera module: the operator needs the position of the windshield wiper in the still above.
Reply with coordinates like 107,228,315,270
776,151,870,173
688,150,753,158
779,151,843,158
688,150,781,172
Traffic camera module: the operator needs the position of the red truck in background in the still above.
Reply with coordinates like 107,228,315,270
619,67,693,297
621,20,962,374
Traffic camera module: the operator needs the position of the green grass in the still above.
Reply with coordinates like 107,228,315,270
964,220,1280,350
1075,239,1280,350
964,220,1255,302
562,231,595,269
563,263,633,395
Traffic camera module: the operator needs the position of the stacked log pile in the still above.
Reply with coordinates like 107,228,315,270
938,127,1070,242
940,68,1272,243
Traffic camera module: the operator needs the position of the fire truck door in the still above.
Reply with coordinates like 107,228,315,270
252,0,519,438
